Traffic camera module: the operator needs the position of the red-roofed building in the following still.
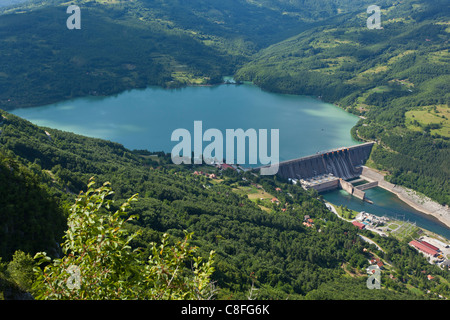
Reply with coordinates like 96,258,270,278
419,240,439,252
352,221,365,230
409,240,438,257
220,163,234,170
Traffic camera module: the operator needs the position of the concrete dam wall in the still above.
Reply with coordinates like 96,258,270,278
339,178,369,202
275,142,375,181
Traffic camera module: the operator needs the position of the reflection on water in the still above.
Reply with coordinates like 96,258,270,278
322,187,450,240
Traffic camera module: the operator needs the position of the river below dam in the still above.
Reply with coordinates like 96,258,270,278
323,187,450,240
10,81,450,239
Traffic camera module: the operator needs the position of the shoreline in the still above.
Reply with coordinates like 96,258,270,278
360,166,450,229
7,78,448,229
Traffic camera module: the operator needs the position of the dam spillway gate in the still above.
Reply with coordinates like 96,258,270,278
260,142,377,201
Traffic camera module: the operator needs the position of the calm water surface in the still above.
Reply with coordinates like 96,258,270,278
323,187,450,239
12,83,360,162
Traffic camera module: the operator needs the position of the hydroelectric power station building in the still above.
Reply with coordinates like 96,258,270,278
258,142,377,201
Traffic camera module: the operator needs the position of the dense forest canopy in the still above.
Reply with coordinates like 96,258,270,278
0,0,395,108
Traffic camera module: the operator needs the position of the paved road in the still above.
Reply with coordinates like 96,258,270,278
358,234,385,253
324,201,385,253
325,202,340,217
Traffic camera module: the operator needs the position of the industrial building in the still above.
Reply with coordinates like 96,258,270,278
352,221,366,230
409,240,439,257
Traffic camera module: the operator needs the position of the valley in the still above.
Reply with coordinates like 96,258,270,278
0,0,449,302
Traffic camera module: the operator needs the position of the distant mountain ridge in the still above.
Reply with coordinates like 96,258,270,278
0,0,391,109
235,0,450,205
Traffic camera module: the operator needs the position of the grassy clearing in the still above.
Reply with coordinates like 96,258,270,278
335,205,358,220
405,105,450,138
406,284,424,296
387,50,416,65
232,185,275,212
171,71,209,85
428,49,450,65
347,67,390,85
360,65,389,75
233,185,273,200
387,223,399,230
311,56,356,74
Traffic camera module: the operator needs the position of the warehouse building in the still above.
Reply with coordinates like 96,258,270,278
409,240,439,257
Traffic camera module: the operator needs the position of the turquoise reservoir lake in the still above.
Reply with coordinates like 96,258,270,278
11,82,450,239
12,83,360,161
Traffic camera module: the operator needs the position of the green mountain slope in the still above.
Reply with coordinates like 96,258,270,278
1,109,449,299
0,4,240,109
0,0,392,109
236,0,450,205
0,150,65,261
0,0,449,300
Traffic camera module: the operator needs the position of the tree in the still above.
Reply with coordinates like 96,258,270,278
7,250,36,292
32,178,215,300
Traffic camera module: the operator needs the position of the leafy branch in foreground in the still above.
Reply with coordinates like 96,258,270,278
32,178,215,300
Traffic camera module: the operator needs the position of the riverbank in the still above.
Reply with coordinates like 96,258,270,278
360,166,450,229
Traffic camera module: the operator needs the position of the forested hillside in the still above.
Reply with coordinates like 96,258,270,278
0,3,237,108
236,0,450,205
0,150,65,261
1,109,449,299
0,0,389,109
1,0,446,206
0,0,449,301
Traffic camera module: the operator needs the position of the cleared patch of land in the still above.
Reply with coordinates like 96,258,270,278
335,205,358,220
232,185,276,212
405,105,450,138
